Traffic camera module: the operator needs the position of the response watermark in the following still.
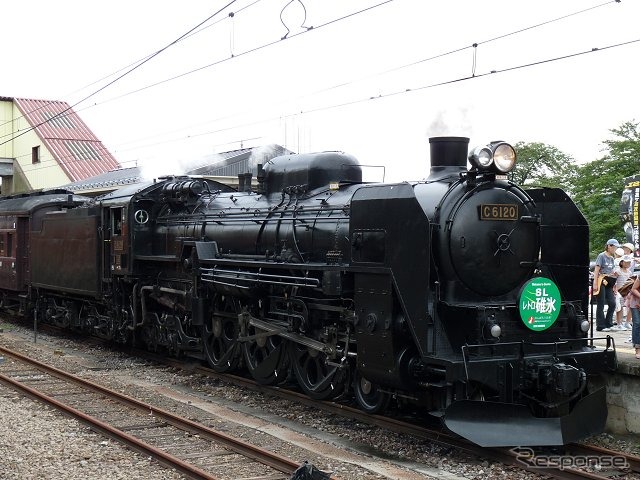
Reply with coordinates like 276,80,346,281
510,447,629,470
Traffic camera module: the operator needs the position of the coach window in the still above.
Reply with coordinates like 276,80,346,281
112,208,123,235
7,233,13,257
0,236,4,256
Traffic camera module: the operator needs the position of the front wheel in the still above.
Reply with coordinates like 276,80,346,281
354,372,390,414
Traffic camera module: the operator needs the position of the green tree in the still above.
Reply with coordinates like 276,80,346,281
572,120,640,256
508,141,574,190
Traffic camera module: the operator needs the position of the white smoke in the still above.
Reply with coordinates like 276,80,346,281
247,144,278,171
138,146,224,181
425,108,473,139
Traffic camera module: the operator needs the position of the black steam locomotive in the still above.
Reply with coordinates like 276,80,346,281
0,137,616,447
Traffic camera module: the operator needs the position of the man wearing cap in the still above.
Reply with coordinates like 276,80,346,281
593,238,620,331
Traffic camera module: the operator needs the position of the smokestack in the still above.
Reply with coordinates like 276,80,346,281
237,173,245,192
256,164,265,193
244,172,252,192
427,136,469,180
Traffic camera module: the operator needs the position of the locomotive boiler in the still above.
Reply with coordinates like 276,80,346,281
0,136,616,447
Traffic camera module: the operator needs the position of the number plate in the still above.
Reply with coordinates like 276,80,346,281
480,204,518,221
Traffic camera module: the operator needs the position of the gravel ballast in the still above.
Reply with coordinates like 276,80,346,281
0,388,184,480
1,319,639,479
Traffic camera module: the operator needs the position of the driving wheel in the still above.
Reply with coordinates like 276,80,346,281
290,343,348,400
202,297,241,373
242,325,289,385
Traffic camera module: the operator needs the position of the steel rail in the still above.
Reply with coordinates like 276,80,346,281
6,322,634,480
147,354,628,480
0,371,219,480
0,345,305,479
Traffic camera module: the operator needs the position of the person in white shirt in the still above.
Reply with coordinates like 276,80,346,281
614,255,634,330
622,242,638,272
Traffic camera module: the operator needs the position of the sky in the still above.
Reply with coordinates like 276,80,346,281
2,0,639,182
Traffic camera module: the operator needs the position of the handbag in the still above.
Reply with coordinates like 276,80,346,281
628,280,640,309
619,276,637,297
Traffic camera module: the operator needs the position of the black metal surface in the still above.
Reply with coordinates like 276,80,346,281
350,183,431,358
31,207,101,296
263,151,361,194
526,188,590,312
443,388,608,447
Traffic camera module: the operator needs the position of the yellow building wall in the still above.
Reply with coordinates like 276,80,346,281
0,100,71,192
14,129,71,190
0,100,13,160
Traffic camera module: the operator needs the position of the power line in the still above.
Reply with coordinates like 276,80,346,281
0,0,265,135
14,35,639,177
65,0,399,111
280,38,640,117
0,0,239,147
0,0,391,145
4,0,615,149
303,0,620,97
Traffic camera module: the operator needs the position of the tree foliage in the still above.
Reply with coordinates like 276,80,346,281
509,122,640,258
571,121,640,256
508,141,573,190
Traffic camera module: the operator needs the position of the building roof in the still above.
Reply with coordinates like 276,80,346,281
13,97,121,182
187,147,255,176
62,166,141,194
62,145,292,195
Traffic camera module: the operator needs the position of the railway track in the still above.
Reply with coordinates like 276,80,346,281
0,345,316,480
139,352,640,480
2,321,639,480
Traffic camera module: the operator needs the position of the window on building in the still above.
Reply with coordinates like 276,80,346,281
32,146,40,164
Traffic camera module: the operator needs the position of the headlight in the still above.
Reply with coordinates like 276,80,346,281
467,141,517,174
492,143,517,173
468,146,493,168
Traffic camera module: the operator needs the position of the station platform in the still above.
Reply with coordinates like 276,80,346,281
586,313,639,372
602,326,640,375
588,325,640,436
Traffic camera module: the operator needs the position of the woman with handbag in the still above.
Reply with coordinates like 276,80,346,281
627,276,640,359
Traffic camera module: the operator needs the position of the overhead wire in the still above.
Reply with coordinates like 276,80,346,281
280,0,312,40
5,0,633,176
11,0,613,163
0,0,265,135
0,0,390,145
0,0,400,159
58,1,625,149
7,0,615,147
285,0,620,98
62,0,398,113
0,0,240,147
14,35,640,177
